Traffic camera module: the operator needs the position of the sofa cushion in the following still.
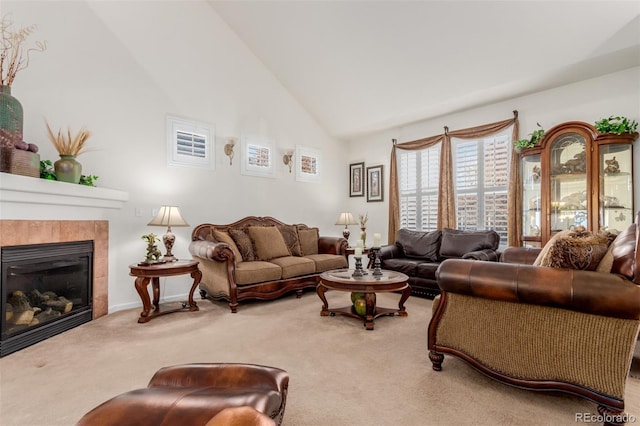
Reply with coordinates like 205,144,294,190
278,225,303,256
234,261,282,285
534,227,613,271
247,226,290,261
439,229,500,259
395,229,441,261
298,227,319,255
381,258,420,277
213,229,243,262
304,254,348,272
269,256,315,279
415,262,440,279
228,229,256,262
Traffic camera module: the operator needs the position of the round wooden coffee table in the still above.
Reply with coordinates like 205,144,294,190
317,269,410,330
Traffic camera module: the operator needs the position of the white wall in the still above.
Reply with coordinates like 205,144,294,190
5,1,348,311
347,67,640,244
6,0,639,312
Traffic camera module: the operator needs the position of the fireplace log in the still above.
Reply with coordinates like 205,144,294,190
35,307,61,323
7,291,35,325
5,303,13,322
43,296,73,313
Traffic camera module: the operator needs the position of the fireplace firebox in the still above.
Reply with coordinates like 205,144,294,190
1,241,93,357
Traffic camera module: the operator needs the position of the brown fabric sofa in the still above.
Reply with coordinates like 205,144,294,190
77,363,289,426
189,216,348,313
379,228,500,298
428,213,640,423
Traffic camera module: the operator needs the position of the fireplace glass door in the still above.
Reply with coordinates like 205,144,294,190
1,240,93,356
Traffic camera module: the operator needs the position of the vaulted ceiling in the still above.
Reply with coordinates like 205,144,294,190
210,1,640,140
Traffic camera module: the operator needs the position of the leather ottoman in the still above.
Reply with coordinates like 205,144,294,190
77,363,289,426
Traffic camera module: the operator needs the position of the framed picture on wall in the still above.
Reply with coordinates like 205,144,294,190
366,165,384,202
349,162,365,197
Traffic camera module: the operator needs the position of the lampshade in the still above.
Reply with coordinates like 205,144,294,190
334,212,357,226
147,206,189,262
148,206,190,227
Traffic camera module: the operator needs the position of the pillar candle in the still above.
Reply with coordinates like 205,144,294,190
354,247,363,257
373,233,381,248
356,239,363,248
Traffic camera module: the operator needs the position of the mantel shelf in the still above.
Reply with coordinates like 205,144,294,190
0,172,129,210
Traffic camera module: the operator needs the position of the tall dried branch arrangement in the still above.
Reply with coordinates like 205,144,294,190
45,121,91,157
1,14,47,86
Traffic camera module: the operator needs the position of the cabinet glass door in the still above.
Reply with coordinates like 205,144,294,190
600,144,633,233
550,133,587,235
522,154,541,244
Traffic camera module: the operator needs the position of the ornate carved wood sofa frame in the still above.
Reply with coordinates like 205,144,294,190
189,216,348,313
428,213,640,424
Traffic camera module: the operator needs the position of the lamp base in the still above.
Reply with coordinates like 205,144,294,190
342,228,350,240
162,227,178,262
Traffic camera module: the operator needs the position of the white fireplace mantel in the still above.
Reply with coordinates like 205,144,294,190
0,172,129,219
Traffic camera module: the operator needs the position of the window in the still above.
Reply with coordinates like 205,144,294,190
166,115,215,170
397,143,441,231
452,130,511,243
240,135,276,178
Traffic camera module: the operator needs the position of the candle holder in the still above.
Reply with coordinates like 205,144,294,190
372,247,382,276
352,256,364,277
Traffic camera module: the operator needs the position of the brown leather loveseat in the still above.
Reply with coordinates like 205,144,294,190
379,228,500,298
429,214,640,423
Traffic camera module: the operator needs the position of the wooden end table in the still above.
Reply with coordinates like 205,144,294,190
317,268,410,330
129,260,202,323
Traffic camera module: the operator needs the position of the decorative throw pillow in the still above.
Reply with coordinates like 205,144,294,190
247,226,291,261
395,229,441,261
534,227,613,271
213,229,243,262
278,225,303,256
439,229,500,259
298,227,319,256
228,228,256,262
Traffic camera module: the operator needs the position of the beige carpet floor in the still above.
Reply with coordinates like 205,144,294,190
1,290,639,426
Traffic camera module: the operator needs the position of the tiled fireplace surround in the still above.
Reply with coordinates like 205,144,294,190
0,220,109,318
0,172,129,321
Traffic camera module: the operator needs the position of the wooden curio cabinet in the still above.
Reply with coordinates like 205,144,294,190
520,121,638,247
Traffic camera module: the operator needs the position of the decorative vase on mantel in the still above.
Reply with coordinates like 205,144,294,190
0,85,24,173
0,85,23,136
54,155,82,183
360,227,367,248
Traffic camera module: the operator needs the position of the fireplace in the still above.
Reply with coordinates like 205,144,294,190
1,241,94,357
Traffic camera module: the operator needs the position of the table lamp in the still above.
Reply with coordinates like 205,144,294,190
335,212,357,241
148,205,190,262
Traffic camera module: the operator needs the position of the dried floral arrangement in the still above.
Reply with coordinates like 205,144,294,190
45,121,91,157
1,14,47,86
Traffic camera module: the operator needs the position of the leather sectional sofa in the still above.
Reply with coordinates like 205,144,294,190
379,228,500,298
189,216,348,312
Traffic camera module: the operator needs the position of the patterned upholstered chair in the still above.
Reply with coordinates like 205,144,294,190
429,213,640,424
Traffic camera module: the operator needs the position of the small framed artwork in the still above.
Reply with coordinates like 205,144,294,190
240,134,276,178
350,162,365,197
366,165,384,202
296,145,321,183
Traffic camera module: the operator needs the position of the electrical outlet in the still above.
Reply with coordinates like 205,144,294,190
135,208,143,217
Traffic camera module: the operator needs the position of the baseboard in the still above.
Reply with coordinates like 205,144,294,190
108,293,190,314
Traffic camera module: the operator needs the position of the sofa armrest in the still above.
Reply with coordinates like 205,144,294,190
188,240,236,263
462,249,499,262
379,244,402,260
436,259,640,320
500,246,541,265
318,236,348,256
